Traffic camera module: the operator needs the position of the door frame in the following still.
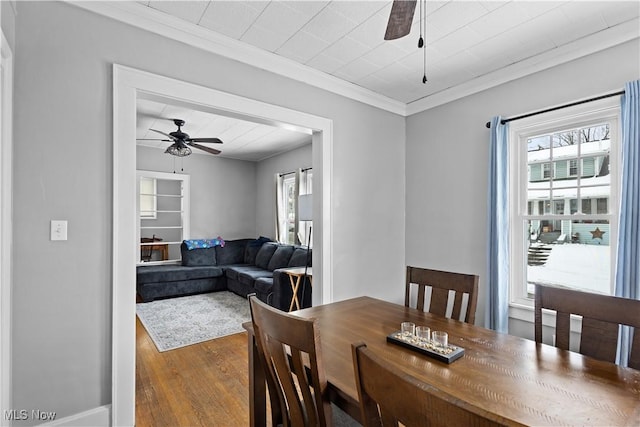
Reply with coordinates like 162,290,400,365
112,64,334,426
0,26,13,422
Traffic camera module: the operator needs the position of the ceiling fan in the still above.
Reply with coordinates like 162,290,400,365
138,118,223,157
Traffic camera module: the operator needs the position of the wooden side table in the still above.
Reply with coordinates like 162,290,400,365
281,267,312,312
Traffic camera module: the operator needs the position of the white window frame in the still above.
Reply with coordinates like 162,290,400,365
508,98,621,321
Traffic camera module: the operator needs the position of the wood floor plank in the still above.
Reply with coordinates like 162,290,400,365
136,317,250,426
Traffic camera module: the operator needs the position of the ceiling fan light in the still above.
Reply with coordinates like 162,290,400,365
165,143,192,157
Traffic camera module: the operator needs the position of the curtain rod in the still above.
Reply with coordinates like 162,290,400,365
485,90,625,129
279,167,312,177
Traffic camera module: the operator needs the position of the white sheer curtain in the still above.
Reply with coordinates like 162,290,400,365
275,173,286,243
297,168,312,247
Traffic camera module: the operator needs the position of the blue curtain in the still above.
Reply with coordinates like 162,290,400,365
615,80,640,366
486,116,509,333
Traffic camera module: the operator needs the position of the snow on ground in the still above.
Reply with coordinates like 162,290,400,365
527,243,610,294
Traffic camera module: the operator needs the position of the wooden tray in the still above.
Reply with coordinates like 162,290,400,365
387,331,465,364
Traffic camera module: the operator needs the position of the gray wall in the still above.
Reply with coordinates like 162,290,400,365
1,2,16,50
11,2,405,423
405,38,640,333
255,143,312,240
137,145,257,240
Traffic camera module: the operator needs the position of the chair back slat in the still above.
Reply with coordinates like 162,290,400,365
534,284,640,369
581,317,619,362
351,342,520,427
249,295,333,427
405,266,479,324
555,312,571,350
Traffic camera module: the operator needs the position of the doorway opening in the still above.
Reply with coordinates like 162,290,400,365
112,65,333,425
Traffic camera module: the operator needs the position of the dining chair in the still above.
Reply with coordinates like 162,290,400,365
249,294,358,427
405,266,479,324
534,283,640,369
351,342,517,427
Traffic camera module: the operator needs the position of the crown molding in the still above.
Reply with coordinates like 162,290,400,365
405,18,640,116
68,1,407,116
69,2,637,118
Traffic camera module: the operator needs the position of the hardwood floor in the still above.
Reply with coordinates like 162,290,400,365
135,317,251,426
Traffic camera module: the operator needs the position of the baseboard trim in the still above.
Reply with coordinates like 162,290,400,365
41,405,111,427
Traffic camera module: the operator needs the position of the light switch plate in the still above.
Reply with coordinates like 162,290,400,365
51,220,68,241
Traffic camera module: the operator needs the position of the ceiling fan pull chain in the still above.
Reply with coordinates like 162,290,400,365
417,0,424,48
421,0,427,84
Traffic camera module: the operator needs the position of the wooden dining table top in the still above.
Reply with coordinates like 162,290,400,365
289,296,640,427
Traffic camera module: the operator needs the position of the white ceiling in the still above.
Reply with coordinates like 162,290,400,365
136,98,312,161
133,0,639,105
108,0,639,160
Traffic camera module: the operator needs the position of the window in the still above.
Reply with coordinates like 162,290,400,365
137,171,190,264
282,175,297,244
569,159,578,176
509,99,620,308
276,168,312,245
139,177,157,219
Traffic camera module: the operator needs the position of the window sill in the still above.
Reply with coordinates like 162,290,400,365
509,302,583,332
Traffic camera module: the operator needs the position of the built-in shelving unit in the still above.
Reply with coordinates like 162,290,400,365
137,171,190,265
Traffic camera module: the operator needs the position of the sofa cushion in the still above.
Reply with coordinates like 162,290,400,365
267,245,295,271
255,242,278,269
181,243,216,266
233,266,273,287
224,264,250,281
254,277,274,294
288,248,311,267
244,236,272,264
216,238,252,265
137,265,223,283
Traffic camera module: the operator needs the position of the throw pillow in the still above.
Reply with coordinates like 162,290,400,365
255,242,278,269
267,246,295,271
245,236,272,264
288,248,311,267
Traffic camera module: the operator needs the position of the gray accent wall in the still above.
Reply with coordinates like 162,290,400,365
11,2,405,423
137,145,258,240
405,38,640,336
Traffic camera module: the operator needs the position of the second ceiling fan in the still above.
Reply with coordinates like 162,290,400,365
139,118,223,157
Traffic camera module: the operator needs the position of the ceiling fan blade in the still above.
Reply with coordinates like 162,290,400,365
384,0,417,40
136,138,171,141
188,137,223,144
150,128,178,141
189,142,221,155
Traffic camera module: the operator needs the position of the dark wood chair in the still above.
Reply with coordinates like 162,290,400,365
534,284,640,369
405,266,479,324
248,294,335,427
351,342,519,427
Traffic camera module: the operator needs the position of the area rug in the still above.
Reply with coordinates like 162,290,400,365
136,291,251,352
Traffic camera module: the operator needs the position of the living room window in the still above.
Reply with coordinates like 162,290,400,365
137,170,190,264
276,168,312,245
509,99,620,307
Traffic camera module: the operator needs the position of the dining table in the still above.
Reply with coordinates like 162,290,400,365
243,296,640,427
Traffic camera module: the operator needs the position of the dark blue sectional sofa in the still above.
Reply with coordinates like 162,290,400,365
136,237,312,311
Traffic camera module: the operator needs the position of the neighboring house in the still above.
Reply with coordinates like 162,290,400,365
528,135,611,245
